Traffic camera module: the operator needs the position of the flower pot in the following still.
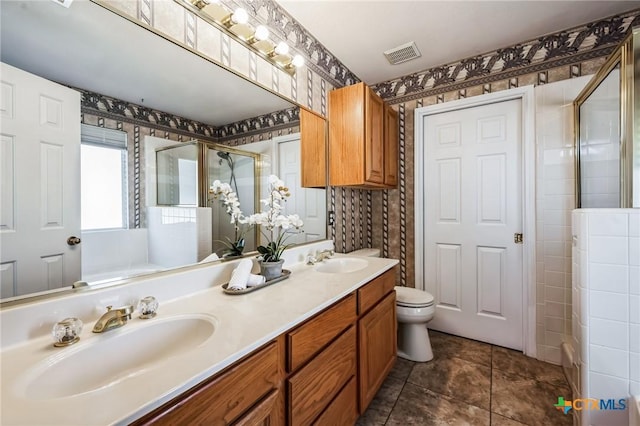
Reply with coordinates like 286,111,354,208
259,259,284,281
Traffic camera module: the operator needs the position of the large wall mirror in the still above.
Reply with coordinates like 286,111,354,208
0,0,327,302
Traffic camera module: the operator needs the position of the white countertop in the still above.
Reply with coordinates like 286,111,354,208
0,252,398,425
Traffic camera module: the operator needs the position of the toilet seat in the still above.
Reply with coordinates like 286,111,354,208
395,286,434,308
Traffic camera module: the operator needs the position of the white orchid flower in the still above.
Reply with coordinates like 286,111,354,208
287,214,304,228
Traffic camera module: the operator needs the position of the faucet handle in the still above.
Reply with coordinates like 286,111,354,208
137,296,158,319
52,317,83,347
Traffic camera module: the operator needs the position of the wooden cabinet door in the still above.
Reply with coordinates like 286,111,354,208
384,105,399,187
300,108,327,188
358,291,397,412
328,83,365,186
364,87,385,185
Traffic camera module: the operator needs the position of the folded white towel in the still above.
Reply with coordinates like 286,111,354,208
246,274,266,287
227,259,253,290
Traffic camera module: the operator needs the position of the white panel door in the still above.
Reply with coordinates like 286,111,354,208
0,62,81,297
423,99,523,350
276,136,326,245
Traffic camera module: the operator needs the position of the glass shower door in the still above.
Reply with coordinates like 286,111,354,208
578,65,621,208
207,146,258,255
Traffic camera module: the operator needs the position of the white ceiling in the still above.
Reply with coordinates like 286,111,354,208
0,0,294,127
278,0,640,84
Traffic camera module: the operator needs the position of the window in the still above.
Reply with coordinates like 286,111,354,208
81,124,128,230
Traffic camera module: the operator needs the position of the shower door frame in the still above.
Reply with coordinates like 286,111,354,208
573,27,640,208
198,141,262,253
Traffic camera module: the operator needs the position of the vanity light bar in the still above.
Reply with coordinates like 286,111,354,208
184,0,304,75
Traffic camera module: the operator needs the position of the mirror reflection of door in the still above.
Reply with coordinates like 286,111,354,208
240,134,326,247
275,135,327,245
0,63,81,298
208,147,258,256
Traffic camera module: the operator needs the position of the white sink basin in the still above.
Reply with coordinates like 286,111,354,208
19,315,216,399
314,258,368,274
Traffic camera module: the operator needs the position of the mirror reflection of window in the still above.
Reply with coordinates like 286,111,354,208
80,124,128,230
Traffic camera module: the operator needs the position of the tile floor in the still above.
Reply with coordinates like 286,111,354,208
357,331,573,426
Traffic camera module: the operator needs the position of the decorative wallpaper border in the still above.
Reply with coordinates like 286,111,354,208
80,89,218,140
226,0,360,88
373,10,640,103
79,88,300,142
216,107,299,141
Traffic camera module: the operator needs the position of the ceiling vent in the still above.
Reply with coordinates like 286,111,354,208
384,41,421,65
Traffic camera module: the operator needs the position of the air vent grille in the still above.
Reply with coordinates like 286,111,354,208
384,41,421,65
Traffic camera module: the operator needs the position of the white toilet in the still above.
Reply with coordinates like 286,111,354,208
348,248,436,362
394,286,435,362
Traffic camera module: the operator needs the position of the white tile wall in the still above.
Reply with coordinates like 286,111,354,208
147,206,211,268
535,76,592,364
572,209,640,426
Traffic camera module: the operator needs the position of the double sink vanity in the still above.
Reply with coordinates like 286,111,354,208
0,241,398,425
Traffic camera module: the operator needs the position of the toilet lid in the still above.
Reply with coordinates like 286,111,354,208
394,286,434,307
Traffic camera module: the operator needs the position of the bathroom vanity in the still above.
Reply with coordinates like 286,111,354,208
134,268,396,425
0,242,398,425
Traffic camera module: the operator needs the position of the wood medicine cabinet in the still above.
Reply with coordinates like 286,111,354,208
328,82,398,189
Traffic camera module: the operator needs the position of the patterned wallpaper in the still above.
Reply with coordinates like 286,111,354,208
372,11,640,103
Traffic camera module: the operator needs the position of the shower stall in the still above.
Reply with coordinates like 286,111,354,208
570,27,640,426
203,144,260,256
574,27,639,208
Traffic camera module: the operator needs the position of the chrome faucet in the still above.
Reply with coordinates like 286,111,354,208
92,305,134,333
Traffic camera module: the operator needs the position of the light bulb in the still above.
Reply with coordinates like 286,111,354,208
274,41,289,56
291,54,305,68
231,7,248,25
254,25,269,41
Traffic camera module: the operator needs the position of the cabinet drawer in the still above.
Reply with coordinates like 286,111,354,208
288,326,356,426
233,389,280,426
287,294,356,372
312,376,358,426
358,269,395,315
138,341,279,425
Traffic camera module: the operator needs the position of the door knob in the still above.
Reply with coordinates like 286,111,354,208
67,236,81,246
